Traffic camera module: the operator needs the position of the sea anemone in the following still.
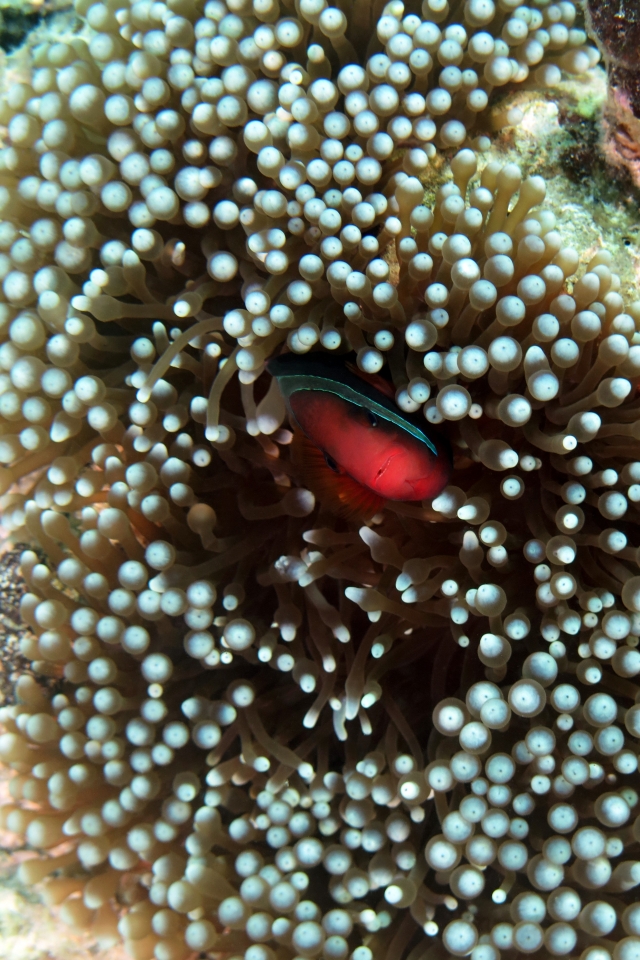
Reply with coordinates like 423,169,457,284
2,2,640,960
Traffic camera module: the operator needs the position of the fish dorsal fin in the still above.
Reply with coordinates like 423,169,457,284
345,362,396,401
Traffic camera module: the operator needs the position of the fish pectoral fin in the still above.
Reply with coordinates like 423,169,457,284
292,432,383,520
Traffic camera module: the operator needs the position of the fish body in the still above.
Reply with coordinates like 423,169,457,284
268,352,451,513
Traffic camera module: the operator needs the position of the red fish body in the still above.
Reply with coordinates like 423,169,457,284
290,390,448,501
268,352,451,515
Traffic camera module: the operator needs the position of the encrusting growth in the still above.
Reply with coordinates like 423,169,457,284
2,0,640,959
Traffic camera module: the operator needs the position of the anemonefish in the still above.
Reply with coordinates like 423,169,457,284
268,352,451,518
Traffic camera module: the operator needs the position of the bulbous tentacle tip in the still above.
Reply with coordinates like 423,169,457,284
0,0,635,958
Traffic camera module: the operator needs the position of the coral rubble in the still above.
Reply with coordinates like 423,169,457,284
0,1,640,960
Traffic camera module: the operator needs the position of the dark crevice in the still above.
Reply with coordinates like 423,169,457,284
0,5,74,54
0,9,41,53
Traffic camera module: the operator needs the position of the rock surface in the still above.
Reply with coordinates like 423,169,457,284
588,0,640,187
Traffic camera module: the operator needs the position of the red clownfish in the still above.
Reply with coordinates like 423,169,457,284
268,352,452,518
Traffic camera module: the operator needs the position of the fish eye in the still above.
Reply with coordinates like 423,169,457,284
367,410,379,427
324,452,340,473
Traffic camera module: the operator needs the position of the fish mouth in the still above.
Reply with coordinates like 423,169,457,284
374,454,397,488
374,456,429,499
